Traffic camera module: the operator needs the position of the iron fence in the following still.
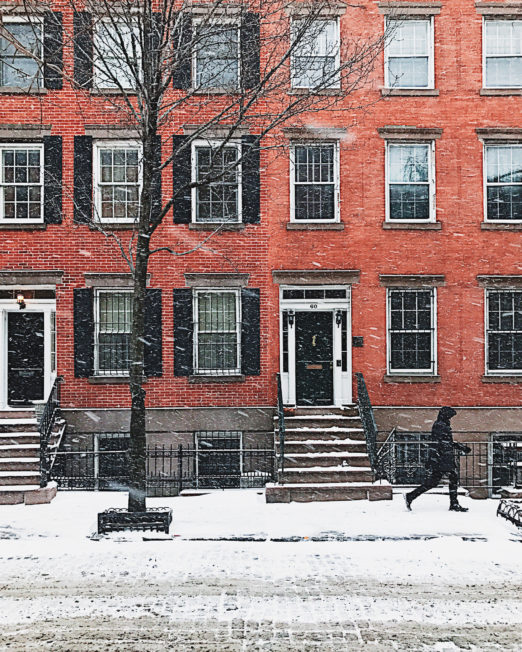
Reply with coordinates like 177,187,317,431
51,445,276,495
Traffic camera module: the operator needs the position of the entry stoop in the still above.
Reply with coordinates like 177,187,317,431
265,407,392,503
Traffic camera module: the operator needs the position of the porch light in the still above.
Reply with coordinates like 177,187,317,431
335,310,342,326
288,310,295,327
16,293,26,310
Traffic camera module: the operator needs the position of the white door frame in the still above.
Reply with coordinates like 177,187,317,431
0,296,56,409
279,285,352,406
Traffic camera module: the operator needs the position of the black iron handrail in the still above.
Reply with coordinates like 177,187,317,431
276,372,286,482
376,427,397,482
39,375,63,488
355,372,381,477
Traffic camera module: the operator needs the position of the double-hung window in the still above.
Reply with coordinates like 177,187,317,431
484,19,522,89
486,290,522,374
194,22,240,89
0,17,42,88
95,290,132,375
94,19,140,89
484,144,522,222
0,144,43,222
94,142,141,223
291,142,338,221
387,142,434,221
291,19,339,89
387,289,436,375
385,18,433,89
194,290,240,375
193,141,240,223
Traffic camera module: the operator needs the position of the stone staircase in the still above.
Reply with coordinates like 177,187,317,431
0,411,61,505
265,406,392,503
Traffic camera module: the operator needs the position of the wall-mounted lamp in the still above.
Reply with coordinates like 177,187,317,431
16,293,26,310
287,309,295,327
335,310,343,327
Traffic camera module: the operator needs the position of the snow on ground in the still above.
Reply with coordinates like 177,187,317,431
0,490,521,650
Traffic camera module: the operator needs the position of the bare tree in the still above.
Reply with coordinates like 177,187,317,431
3,0,391,512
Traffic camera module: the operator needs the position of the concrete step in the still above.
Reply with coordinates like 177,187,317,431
0,471,40,486
279,468,374,484
278,415,362,430
0,411,35,419
277,429,365,442
0,418,38,433
283,406,359,417
265,482,392,503
283,453,370,468
0,482,57,505
278,440,368,454
0,458,39,472
0,432,40,446
0,444,40,458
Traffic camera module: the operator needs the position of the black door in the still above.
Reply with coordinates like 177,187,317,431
7,312,45,405
295,311,334,406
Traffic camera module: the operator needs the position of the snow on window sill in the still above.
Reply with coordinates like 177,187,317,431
0,222,46,230
189,374,245,384
287,222,344,230
481,222,522,231
481,375,522,384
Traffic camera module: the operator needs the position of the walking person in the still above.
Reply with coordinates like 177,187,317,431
404,407,471,512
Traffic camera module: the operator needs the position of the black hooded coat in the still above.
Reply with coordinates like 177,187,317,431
426,407,469,473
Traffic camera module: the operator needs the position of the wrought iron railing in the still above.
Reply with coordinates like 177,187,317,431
276,372,286,482
39,375,63,488
355,372,382,477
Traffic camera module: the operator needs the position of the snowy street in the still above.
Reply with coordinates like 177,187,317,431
0,491,521,651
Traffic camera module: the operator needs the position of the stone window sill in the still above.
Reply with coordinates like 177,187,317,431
89,222,137,230
481,375,522,384
191,87,240,95
88,376,148,384
383,374,441,383
188,222,245,231
189,374,245,384
0,222,47,230
288,87,343,96
382,88,439,97
287,222,345,230
0,86,47,95
480,88,522,96
481,222,522,231
90,87,138,96
382,221,442,230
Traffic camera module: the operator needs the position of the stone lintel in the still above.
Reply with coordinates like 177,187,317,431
476,127,522,141
379,2,442,16
0,269,63,286
477,275,522,289
184,273,250,288
379,274,445,288
378,126,443,140
83,273,150,288
272,270,360,285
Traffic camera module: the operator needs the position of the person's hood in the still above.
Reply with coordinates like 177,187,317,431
438,406,457,422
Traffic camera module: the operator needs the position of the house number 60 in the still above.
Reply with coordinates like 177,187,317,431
309,303,318,309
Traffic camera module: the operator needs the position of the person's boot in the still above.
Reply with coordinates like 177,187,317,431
404,493,413,511
449,502,468,512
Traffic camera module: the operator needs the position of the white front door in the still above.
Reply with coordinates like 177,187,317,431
279,286,352,406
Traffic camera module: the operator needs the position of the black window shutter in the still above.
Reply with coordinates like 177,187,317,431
74,135,93,224
151,134,162,222
241,136,260,224
144,289,163,377
74,12,93,89
172,13,192,89
43,136,62,224
73,288,94,378
241,288,260,375
172,135,192,223
43,11,63,90
241,13,260,89
173,288,193,376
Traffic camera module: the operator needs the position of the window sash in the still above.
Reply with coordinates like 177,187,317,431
0,19,42,88
0,144,43,222
291,143,338,222
193,141,241,223
484,144,522,222
386,142,434,222
194,290,241,374
95,290,133,375
194,23,240,89
387,289,436,374
385,18,433,89
94,142,142,222
94,20,141,89
291,18,340,89
484,20,522,88
486,290,522,373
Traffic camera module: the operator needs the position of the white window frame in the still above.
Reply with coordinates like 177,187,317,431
386,288,437,376
93,140,142,224
290,141,340,223
193,288,241,375
384,17,434,90
484,289,522,376
291,17,340,90
483,18,522,89
0,142,44,223
93,18,141,90
483,143,522,223
192,19,241,90
191,139,242,224
0,14,43,88
94,288,133,376
385,141,436,223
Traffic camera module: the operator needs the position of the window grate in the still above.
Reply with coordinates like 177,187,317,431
95,290,132,375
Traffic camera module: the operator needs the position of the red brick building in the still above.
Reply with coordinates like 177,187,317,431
0,1,520,496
